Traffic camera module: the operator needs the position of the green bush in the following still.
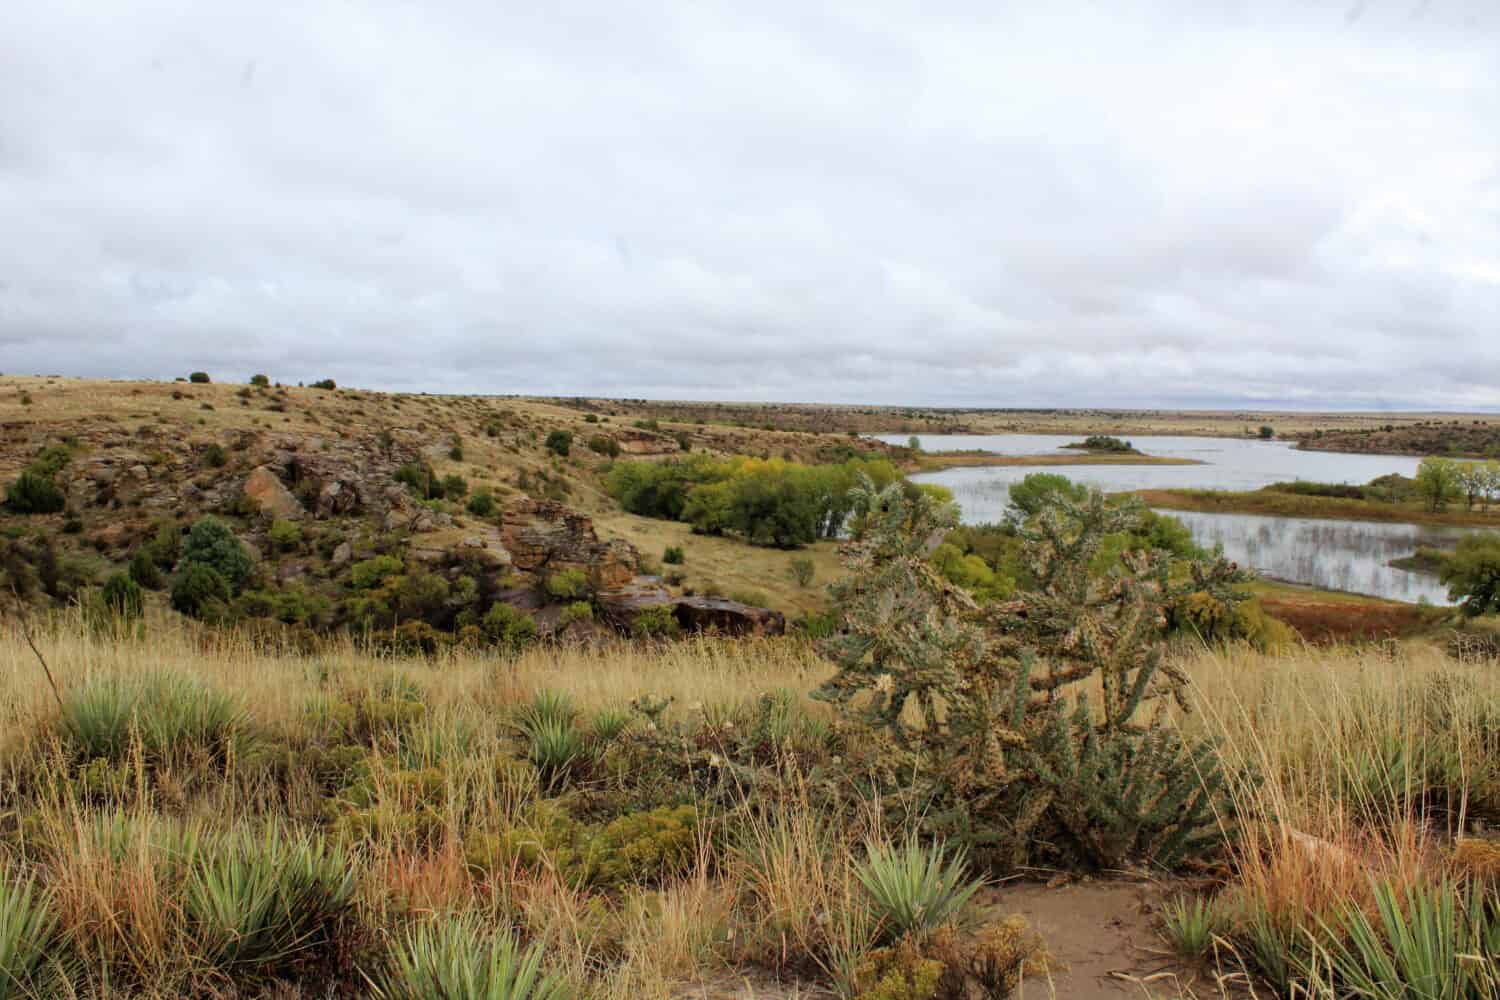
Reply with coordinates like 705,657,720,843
128,550,164,589
311,378,336,390
171,563,231,617
662,545,685,565
203,442,228,468
588,804,700,886
179,516,253,590
441,473,468,499
483,603,538,655
3,471,65,514
559,601,594,626
350,555,404,590
249,374,270,388
1005,472,1088,522
372,915,568,1000
587,434,620,457
395,462,440,500
268,518,302,552
544,430,573,457
98,572,145,620
632,605,680,639
189,371,211,383
466,490,497,516
544,568,589,601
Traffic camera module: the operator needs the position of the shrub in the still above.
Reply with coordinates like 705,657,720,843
544,430,572,457
662,545,685,565
3,471,65,514
372,915,567,1000
1005,472,1087,522
98,572,145,620
395,462,439,500
587,434,620,457
1259,424,1275,439
1440,532,1500,617
559,601,593,626
632,605,680,639
466,490,496,516
350,554,403,590
202,442,228,468
790,556,815,587
856,838,984,942
0,864,61,999
441,473,468,499
676,431,692,452
189,371,211,383
171,563,231,617
311,378,336,390
179,516,253,590
128,550,164,589
483,603,538,655
588,804,700,886
268,518,302,552
544,568,589,601
249,373,270,387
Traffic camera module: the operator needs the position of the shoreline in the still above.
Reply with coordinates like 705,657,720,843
1134,487,1500,529
911,451,1203,472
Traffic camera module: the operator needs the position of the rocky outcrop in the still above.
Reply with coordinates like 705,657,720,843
674,597,785,637
243,466,305,520
597,577,674,632
501,497,638,589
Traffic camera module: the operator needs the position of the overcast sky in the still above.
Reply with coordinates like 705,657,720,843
2,2,1497,408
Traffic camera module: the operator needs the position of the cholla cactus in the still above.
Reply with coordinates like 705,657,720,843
815,478,1247,871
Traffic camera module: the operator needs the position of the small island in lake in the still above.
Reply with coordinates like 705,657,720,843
1062,434,1140,454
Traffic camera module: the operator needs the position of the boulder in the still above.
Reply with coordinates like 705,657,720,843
501,497,638,589
243,466,305,520
597,577,674,632
674,597,785,637
317,478,359,518
330,541,353,569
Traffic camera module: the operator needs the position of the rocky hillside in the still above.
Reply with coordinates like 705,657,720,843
0,375,811,644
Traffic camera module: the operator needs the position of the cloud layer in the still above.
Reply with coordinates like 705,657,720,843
2,1,1497,407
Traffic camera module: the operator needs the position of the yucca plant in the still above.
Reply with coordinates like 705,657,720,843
186,824,356,978
372,915,569,1000
517,690,575,735
587,706,632,743
1303,878,1500,1000
524,718,586,792
1160,893,1226,960
0,865,62,999
60,672,242,765
855,837,984,942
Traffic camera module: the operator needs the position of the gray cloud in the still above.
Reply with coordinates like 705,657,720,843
2,0,1498,408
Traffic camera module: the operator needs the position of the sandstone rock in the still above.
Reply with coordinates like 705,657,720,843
500,497,638,589
330,541,353,568
597,578,674,632
243,466,304,520
317,479,358,518
674,597,785,637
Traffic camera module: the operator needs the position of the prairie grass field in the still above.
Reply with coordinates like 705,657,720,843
0,609,1496,998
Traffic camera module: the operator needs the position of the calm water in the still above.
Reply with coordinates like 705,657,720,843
887,434,1456,602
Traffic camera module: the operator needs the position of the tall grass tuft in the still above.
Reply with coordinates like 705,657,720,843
372,914,569,1000
0,865,62,999
855,837,984,943
1159,893,1226,960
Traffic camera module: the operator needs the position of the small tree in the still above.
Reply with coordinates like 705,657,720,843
178,516,253,590
189,371,211,384
545,430,573,457
1440,533,1500,617
1416,456,1461,511
1006,472,1088,523
1258,425,1274,440
249,374,270,388
4,471,66,514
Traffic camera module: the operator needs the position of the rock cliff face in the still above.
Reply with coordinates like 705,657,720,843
500,497,638,590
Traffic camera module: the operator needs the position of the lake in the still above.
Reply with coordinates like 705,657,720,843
880,434,1458,603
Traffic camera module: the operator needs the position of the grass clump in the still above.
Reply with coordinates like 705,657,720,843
59,672,243,766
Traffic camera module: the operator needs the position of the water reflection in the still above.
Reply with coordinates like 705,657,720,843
1167,510,1464,605
893,434,1458,604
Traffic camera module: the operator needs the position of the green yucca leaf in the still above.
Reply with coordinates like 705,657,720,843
525,717,585,792
372,915,569,1000
0,865,62,1000
855,837,984,942
1160,893,1225,959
